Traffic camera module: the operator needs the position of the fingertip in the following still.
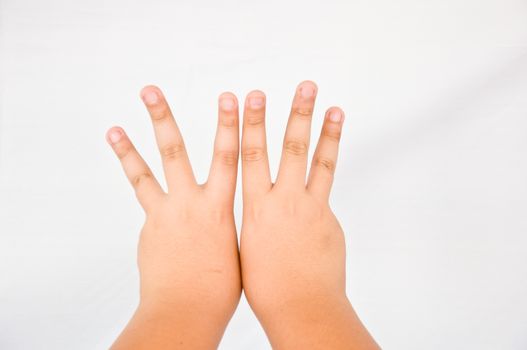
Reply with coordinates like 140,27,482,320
298,79,318,88
106,126,125,145
246,90,266,109
219,91,237,100
297,80,318,99
218,91,238,111
326,107,345,124
140,85,162,106
247,89,265,97
140,84,161,95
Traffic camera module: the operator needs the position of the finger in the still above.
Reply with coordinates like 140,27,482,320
306,107,344,201
241,90,272,199
206,92,240,202
275,80,318,189
140,85,196,193
106,126,165,211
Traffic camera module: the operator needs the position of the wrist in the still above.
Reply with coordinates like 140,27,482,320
137,295,234,328
254,291,352,327
252,293,378,349
119,301,229,350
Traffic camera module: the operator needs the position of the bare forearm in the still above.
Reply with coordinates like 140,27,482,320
111,303,228,350
258,295,379,350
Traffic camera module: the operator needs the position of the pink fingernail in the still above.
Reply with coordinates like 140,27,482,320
142,90,159,105
329,110,342,123
300,86,314,99
220,98,235,111
107,129,123,144
249,96,264,109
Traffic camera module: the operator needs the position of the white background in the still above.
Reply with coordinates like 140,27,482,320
1,0,526,349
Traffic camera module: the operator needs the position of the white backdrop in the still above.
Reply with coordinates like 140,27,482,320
1,0,526,349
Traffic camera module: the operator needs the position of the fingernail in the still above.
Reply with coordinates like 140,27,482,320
220,98,235,111
300,86,314,99
107,129,123,144
249,96,264,109
142,90,159,105
329,110,342,123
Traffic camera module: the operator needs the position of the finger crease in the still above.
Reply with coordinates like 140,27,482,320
161,143,186,160
284,140,308,156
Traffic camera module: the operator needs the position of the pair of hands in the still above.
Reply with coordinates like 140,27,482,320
106,81,378,349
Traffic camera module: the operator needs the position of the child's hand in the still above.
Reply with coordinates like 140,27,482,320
240,81,379,349
107,86,241,349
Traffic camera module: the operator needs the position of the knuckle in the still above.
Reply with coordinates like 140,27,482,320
322,128,341,142
291,106,313,119
314,157,336,173
161,143,186,160
150,105,170,122
245,113,265,126
216,150,238,166
132,172,152,188
220,115,237,128
284,140,308,156
115,143,133,160
242,147,265,162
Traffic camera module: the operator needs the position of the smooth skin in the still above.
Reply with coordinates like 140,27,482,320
107,86,241,349
240,81,379,349
106,81,379,349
